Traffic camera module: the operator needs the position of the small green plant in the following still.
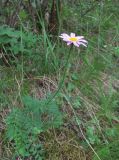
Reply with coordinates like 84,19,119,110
5,96,63,159
93,140,119,160
0,25,60,74
0,25,41,56
86,126,100,145
0,25,43,73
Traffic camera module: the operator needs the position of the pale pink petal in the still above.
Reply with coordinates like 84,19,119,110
60,33,69,36
59,33,70,38
67,42,72,45
77,42,87,47
63,38,70,42
59,35,66,39
70,33,75,37
79,39,88,43
73,42,80,47
77,36,84,39
59,35,63,38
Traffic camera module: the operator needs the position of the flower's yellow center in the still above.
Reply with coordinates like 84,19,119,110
69,37,78,42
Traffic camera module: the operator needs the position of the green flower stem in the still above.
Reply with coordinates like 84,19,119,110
46,46,72,105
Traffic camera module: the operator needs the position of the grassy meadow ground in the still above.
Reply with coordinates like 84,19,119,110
0,1,119,160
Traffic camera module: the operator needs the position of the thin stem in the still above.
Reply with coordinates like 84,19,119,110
46,46,72,105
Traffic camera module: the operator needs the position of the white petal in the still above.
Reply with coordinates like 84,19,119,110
77,36,84,39
60,33,70,38
78,42,87,47
79,39,88,43
67,42,72,45
63,38,70,42
59,35,64,38
70,33,75,37
73,42,79,47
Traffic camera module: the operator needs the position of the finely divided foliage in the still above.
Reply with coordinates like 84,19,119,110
6,96,63,159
